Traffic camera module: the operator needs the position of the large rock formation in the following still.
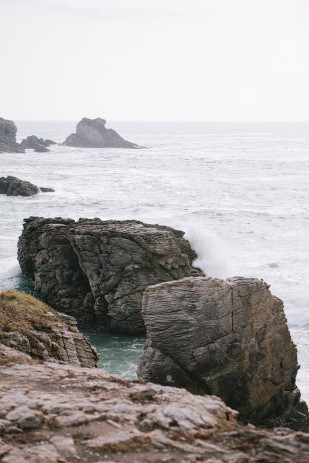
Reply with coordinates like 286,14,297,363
0,290,98,367
17,217,203,333
138,276,309,431
1,343,309,462
0,118,24,153
64,117,140,148
21,135,56,152
0,176,40,196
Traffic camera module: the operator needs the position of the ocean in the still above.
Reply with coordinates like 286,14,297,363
0,120,308,402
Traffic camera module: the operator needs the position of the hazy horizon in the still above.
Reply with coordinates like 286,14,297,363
1,0,308,121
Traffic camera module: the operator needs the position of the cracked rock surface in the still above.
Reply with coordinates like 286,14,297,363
138,276,309,431
1,344,309,463
17,217,203,333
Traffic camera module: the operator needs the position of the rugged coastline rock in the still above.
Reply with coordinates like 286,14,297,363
21,135,56,152
1,344,309,462
138,276,309,431
0,118,24,153
63,117,141,148
0,176,40,196
17,217,203,333
0,290,98,367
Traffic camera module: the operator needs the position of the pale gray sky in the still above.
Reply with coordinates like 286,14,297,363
1,0,308,120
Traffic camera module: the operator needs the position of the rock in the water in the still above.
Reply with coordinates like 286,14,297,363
0,290,98,367
64,117,140,148
21,135,56,152
40,187,55,193
17,217,203,333
0,176,40,196
138,276,309,431
1,343,309,463
0,118,24,153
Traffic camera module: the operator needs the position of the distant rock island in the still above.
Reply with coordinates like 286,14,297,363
0,118,24,153
21,135,56,152
64,117,141,149
0,176,54,196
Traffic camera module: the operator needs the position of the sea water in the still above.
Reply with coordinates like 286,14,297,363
0,121,308,401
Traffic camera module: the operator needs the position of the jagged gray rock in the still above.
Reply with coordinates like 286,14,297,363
63,117,141,148
21,135,56,152
17,217,203,333
0,118,24,153
138,276,309,431
1,343,309,463
0,176,40,196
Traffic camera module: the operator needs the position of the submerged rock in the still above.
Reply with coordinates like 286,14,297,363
17,217,203,333
63,117,140,148
1,342,309,462
0,176,39,196
138,276,309,431
0,118,24,153
0,290,98,367
39,187,55,193
21,135,56,152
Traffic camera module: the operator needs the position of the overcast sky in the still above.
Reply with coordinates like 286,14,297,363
1,0,308,120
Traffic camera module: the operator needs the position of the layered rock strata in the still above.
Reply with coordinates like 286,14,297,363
21,135,56,152
0,290,98,367
0,118,24,153
64,117,140,148
18,217,203,333
138,276,309,431
1,344,309,463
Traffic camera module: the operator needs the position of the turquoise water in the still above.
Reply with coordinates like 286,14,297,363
84,332,145,379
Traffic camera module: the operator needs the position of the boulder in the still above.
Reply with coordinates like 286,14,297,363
0,118,24,153
17,217,203,333
63,117,140,148
0,176,40,196
21,135,57,152
0,290,98,367
138,276,309,431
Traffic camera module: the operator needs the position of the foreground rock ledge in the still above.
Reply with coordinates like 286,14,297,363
17,217,203,333
138,276,309,431
63,117,141,148
1,345,309,463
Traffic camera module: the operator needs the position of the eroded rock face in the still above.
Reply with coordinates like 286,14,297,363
21,135,56,152
0,290,98,367
0,118,24,153
1,344,309,463
17,217,203,333
64,117,140,148
138,276,309,431
0,176,40,196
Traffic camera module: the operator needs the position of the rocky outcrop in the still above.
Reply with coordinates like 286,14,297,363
0,290,98,367
1,344,309,463
17,217,203,333
0,176,39,196
0,118,24,153
138,276,309,431
64,117,140,148
21,135,56,152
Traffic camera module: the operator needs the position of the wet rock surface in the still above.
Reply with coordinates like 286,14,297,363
1,344,309,463
18,217,203,333
0,290,98,367
0,176,39,196
0,118,24,153
64,117,141,148
138,276,309,431
21,135,56,152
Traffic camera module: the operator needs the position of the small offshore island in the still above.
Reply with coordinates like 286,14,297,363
0,217,309,461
